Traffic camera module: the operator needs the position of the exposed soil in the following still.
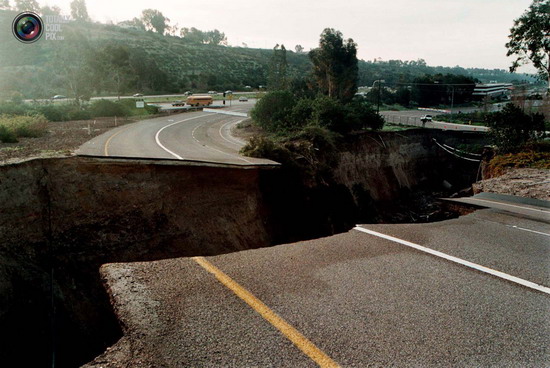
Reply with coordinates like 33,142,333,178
0,117,141,164
473,168,550,201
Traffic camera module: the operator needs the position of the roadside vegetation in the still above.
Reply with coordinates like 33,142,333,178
0,114,48,143
483,103,549,176
241,29,385,182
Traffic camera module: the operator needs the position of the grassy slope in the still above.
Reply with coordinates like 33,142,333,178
0,9,537,99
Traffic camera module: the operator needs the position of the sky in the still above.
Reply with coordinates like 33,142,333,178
39,0,536,73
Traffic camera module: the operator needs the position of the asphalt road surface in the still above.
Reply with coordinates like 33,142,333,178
77,100,276,166
101,195,550,367
380,110,489,132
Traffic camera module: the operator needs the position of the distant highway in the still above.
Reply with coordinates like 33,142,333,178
77,100,277,166
380,110,490,132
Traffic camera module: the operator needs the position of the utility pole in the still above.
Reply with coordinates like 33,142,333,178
375,79,385,113
450,86,455,122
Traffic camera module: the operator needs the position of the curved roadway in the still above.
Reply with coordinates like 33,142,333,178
77,100,277,166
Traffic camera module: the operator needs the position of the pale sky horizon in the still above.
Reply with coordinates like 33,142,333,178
37,0,537,74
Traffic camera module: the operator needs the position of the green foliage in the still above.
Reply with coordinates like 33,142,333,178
487,103,546,153
268,44,289,91
141,9,169,35
89,100,130,117
70,0,89,21
14,0,39,11
0,114,47,142
506,0,550,84
411,74,477,107
251,92,384,135
345,100,385,131
309,28,358,102
250,91,296,132
180,27,227,45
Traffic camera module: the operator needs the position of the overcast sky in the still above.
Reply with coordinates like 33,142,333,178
40,0,535,72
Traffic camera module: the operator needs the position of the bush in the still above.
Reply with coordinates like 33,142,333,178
345,100,385,131
487,103,546,153
0,125,17,143
0,114,48,142
310,95,348,133
89,99,130,118
250,91,296,132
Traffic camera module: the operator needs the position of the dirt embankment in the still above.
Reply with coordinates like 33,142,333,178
0,157,275,367
473,168,550,200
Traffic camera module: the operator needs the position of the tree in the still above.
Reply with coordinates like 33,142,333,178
50,34,95,104
70,0,90,21
309,28,358,102
268,44,289,90
295,45,304,54
40,5,61,15
141,9,169,35
14,0,38,11
487,103,546,153
506,0,550,88
118,18,145,31
205,30,227,45
95,44,134,98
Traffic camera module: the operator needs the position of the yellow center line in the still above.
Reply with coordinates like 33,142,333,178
104,127,130,156
193,256,340,368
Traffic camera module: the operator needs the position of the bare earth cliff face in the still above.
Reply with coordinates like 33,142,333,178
0,130,485,367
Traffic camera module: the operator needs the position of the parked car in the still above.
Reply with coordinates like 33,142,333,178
420,115,432,122
208,91,218,95
225,90,233,95
183,91,192,96
133,93,144,97
238,96,248,102
51,95,66,100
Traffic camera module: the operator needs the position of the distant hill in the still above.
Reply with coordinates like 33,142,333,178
0,9,538,100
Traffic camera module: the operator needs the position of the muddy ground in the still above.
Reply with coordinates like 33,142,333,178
0,117,141,164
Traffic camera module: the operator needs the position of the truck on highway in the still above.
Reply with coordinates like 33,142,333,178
186,95,213,107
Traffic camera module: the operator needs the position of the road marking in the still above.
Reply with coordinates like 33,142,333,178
219,119,247,147
154,115,208,160
353,226,550,295
104,127,131,156
468,198,550,214
193,257,340,368
191,121,254,164
508,225,550,237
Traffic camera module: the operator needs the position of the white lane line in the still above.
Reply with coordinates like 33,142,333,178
353,226,550,295
508,225,550,237
155,115,208,159
219,119,247,147
469,198,550,214
191,121,254,164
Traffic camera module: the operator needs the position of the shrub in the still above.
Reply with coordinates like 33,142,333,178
345,100,385,131
310,95,348,133
0,114,48,142
0,125,17,143
89,99,130,118
250,91,296,132
487,103,546,153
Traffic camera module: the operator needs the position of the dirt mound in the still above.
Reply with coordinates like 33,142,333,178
473,168,550,201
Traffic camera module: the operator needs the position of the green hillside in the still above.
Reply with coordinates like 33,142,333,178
0,9,538,100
